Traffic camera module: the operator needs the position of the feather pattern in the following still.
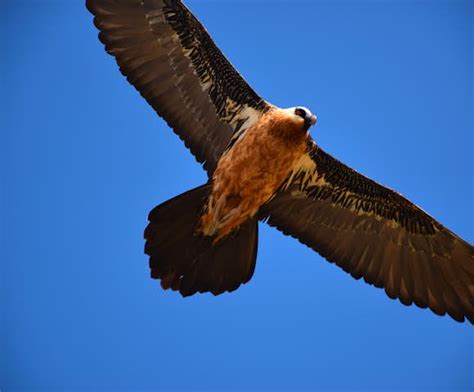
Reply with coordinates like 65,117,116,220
86,0,270,173
261,140,474,323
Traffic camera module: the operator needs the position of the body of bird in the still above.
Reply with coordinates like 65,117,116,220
199,108,313,242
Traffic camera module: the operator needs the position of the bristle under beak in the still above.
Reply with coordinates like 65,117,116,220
303,114,317,130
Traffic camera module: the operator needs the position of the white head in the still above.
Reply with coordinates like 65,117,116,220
282,106,317,131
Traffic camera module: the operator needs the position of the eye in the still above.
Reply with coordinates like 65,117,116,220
295,108,307,119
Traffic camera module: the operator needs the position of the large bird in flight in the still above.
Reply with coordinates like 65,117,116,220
87,0,473,323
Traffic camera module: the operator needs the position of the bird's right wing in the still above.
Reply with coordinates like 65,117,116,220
259,141,474,323
87,0,270,173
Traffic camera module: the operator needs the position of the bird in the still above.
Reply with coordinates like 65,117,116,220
86,0,473,323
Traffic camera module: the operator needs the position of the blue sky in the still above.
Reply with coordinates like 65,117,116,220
1,1,472,391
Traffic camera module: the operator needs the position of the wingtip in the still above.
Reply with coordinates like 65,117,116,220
85,0,96,15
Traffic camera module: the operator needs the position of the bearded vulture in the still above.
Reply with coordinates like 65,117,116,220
87,0,473,323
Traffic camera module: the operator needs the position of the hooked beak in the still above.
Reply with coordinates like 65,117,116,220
304,114,317,130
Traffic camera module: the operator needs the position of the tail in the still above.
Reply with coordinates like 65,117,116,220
144,184,258,296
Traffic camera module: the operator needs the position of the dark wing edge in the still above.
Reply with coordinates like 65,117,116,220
259,141,474,323
86,0,270,172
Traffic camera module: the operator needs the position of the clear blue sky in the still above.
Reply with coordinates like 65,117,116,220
1,1,472,391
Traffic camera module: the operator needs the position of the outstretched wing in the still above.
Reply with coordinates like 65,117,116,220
87,0,270,172
260,140,474,323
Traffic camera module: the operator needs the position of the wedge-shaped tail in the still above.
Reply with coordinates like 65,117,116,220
144,185,258,296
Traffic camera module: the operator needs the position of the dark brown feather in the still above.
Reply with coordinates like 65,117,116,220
145,185,258,296
260,141,474,323
86,0,270,173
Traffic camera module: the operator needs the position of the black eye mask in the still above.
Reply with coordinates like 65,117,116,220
295,108,307,119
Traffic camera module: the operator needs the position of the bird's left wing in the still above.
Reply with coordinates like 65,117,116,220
259,140,474,323
87,0,270,173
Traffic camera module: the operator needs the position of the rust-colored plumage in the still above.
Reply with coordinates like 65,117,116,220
199,109,309,242
87,0,473,323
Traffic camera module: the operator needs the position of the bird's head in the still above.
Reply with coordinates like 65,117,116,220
284,106,317,132
294,106,317,131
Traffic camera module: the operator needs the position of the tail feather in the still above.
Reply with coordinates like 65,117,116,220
144,184,258,296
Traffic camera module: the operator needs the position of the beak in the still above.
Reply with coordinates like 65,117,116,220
304,114,317,130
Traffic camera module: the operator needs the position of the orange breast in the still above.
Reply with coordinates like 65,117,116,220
198,109,308,242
